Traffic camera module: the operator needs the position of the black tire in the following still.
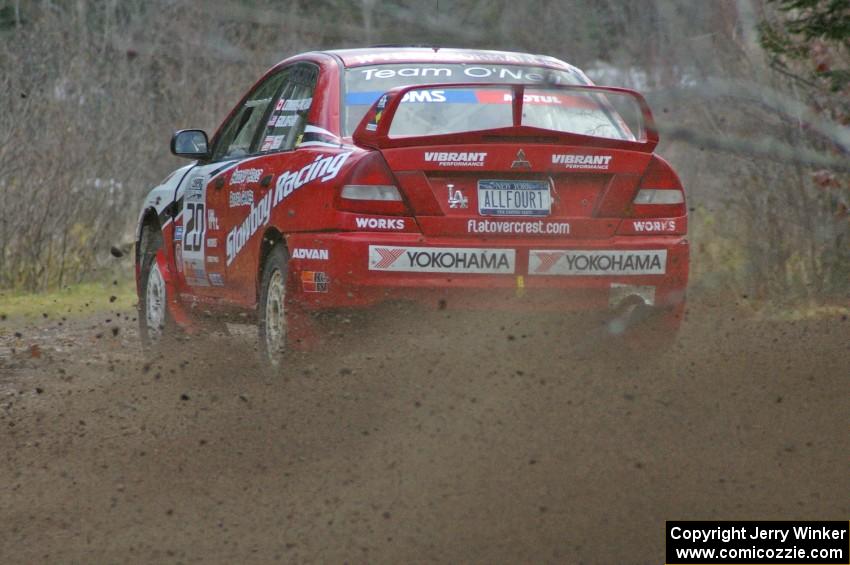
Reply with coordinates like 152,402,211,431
257,245,289,370
138,225,173,351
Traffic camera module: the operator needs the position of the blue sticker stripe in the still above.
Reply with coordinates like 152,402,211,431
346,91,383,105
345,90,481,105
443,90,478,103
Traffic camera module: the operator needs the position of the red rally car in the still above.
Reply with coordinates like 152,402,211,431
135,47,689,367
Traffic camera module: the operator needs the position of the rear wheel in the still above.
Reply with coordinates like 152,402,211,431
258,245,289,370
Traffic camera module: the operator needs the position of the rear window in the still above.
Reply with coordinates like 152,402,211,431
343,63,584,135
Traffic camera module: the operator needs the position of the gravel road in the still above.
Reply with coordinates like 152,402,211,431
1,296,847,563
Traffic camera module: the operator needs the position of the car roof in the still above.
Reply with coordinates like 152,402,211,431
319,47,581,74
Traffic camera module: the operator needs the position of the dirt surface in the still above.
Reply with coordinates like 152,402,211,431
1,297,848,563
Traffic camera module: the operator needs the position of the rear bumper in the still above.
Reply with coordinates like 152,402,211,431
286,232,689,313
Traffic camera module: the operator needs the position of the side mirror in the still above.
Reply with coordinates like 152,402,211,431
171,129,210,160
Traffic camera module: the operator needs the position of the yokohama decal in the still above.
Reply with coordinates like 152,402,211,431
372,248,405,269
529,250,667,275
369,246,515,273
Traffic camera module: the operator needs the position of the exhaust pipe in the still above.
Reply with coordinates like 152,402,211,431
607,284,656,336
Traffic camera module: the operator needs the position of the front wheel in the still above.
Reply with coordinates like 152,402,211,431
258,245,289,370
138,227,173,350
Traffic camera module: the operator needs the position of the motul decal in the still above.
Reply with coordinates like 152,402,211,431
368,246,515,274
529,250,666,276
502,93,562,104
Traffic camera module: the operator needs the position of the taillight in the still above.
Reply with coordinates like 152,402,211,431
631,156,686,218
633,189,684,205
336,152,410,215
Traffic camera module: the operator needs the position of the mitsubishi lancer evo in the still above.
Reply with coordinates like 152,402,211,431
135,47,688,367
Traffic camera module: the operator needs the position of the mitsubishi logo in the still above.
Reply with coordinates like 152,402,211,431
511,148,531,169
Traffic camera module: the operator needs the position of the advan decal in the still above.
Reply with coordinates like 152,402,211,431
292,248,329,260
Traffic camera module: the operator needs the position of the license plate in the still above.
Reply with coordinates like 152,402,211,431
478,179,551,216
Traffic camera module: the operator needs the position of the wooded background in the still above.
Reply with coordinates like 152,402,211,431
0,0,847,302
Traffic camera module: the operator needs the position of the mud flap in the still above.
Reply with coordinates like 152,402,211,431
284,296,321,351
155,250,196,333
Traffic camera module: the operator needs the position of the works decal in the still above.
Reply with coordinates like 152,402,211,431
551,154,612,170
424,151,486,167
631,219,677,233
369,246,515,274
355,217,405,230
529,249,666,275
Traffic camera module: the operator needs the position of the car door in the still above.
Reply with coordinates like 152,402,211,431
221,63,319,301
174,69,289,299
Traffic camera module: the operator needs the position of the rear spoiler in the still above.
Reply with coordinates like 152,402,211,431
352,83,659,152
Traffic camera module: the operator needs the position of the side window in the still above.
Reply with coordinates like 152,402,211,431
257,64,318,153
212,71,288,161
